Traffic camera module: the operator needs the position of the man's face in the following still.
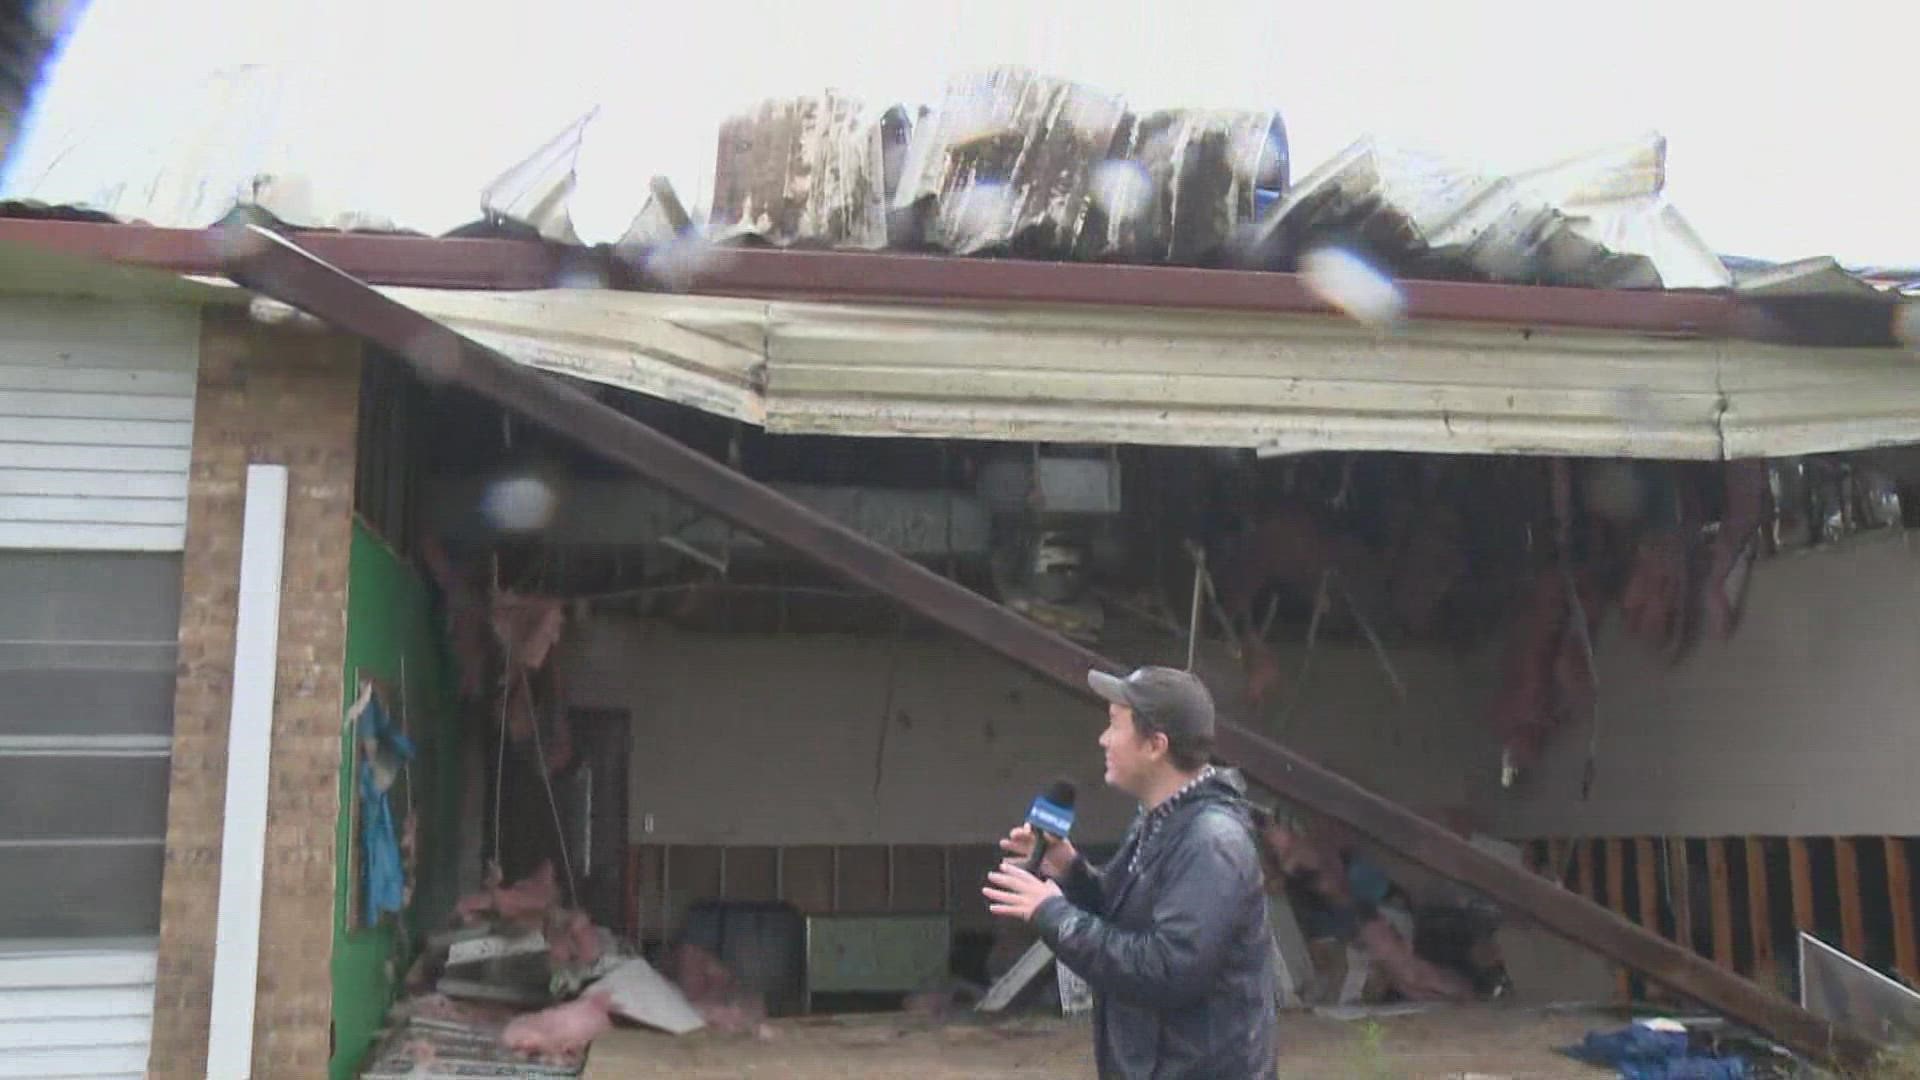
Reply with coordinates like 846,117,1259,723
1099,702,1165,798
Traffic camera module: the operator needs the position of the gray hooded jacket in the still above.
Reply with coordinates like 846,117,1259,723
1032,770,1278,1079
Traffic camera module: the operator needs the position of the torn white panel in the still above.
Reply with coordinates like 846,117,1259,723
597,957,704,1035
482,110,598,245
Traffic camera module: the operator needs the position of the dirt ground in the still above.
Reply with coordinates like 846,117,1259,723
584,1004,1622,1079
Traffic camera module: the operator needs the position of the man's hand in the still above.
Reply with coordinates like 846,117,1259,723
983,861,1064,923
999,824,1078,880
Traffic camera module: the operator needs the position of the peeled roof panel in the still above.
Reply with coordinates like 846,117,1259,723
373,284,1920,460
1259,133,1731,291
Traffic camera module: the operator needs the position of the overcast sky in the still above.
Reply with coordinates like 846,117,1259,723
9,0,1916,266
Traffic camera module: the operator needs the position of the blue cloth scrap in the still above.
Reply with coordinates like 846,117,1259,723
355,689,415,927
1560,1025,1749,1080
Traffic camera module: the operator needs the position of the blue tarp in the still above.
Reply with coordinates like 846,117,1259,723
1561,1024,1749,1080
353,687,416,927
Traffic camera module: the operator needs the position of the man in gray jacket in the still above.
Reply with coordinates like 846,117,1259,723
985,666,1278,1079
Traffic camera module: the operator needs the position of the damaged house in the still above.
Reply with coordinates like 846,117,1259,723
2,66,1919,1077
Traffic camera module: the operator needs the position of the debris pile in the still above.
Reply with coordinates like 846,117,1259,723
666,943,774,1038
1255,812,1502,1008
360,995,578,1080
361,864,804,1076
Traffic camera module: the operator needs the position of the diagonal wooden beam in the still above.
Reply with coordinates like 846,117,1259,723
218,225,1877,1071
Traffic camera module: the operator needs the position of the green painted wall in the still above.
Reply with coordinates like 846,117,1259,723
331,523,464,1080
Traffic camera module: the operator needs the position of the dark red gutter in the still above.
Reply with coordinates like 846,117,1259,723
0,218,557,290
0,217,1738,335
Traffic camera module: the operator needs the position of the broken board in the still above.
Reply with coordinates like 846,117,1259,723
976,940,1054,1013
597,957,705,1035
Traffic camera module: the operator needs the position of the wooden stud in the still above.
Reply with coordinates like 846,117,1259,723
1788,838,1816,937
1635,838,1660,933
721,846,779,902
779,846,836,916
1669,839,1696,954
1549,839,1571,887
1707,839,1736,970
1632,837,1663,1003
1606,839,1631,1001
835,846,891,914
1836,838,1867,960
624,848,642,938
1746,838,1777,989
1886,838,1919,987
1576,841,1597,901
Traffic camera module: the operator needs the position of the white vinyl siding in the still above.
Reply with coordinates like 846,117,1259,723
0,299,199,551
0,941,156,1079
0,298,197,1079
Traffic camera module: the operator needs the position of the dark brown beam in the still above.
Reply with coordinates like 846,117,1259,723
0,218,559,289
0,217,1742,335
220,225,1876,1071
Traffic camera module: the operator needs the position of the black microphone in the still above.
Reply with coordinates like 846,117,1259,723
1023,779,1078,876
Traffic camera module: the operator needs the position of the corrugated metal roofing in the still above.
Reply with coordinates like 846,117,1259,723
1254,133,1729,290
383,285,1920,461
11,62,1893,305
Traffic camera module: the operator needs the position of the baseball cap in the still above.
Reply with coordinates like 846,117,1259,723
1086,666,1216,742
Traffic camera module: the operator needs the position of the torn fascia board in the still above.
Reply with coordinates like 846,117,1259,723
709,92,897,249
373,283,1920,459
893,67,1128,255
1256,133,1731,290
1081,108,1289,265
481,109,598,245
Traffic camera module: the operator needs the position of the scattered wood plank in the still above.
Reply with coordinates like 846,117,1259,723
977,940,1054,1013
1746,838,1777,990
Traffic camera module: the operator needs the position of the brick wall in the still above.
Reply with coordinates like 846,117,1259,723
149,311,362,1079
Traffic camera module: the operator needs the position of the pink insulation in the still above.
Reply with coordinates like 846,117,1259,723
500,991,614,1064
